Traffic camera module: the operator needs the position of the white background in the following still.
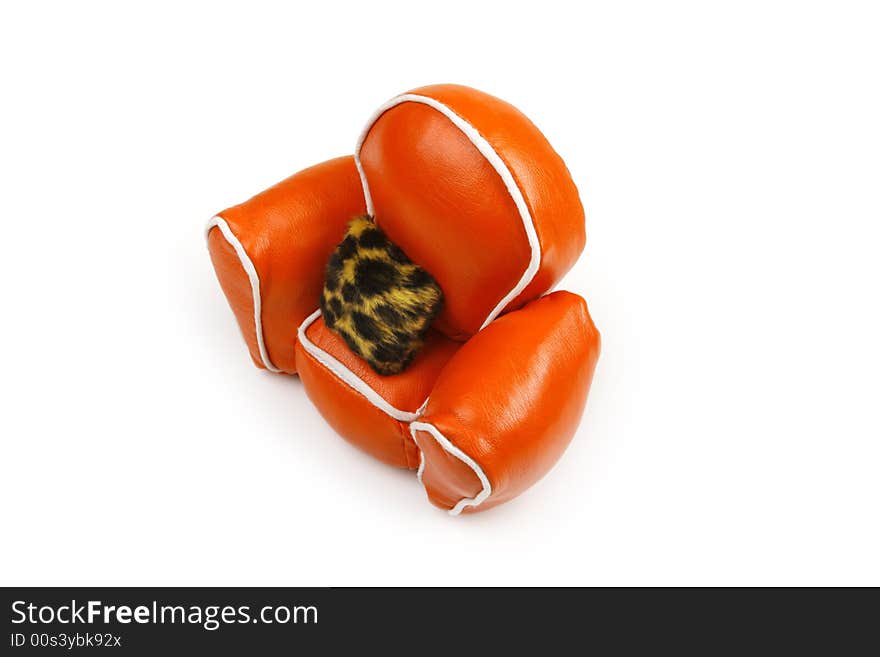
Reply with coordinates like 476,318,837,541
1,1,878,586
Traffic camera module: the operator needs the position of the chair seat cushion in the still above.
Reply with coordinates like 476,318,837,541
295,311,460,468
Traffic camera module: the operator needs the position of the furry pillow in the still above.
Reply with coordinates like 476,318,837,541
320,216,444,375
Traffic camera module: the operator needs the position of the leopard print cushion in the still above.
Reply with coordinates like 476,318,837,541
320,216,444,375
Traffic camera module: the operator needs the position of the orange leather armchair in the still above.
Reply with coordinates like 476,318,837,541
207,85,600,514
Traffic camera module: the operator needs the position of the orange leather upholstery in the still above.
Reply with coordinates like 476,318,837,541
359,84,585,339
295,315,460,468
207,84,601,514
412,291,600,514
207,156,365,373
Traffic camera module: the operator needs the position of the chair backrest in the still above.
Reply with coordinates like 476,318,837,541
355,84,586,340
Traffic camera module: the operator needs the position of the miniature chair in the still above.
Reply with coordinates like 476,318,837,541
207,85,600,514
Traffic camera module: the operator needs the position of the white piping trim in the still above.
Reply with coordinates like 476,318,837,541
354,93,542,330
205,216,280,373
416,450,426,485
409,420,492,516
297,309,425,423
